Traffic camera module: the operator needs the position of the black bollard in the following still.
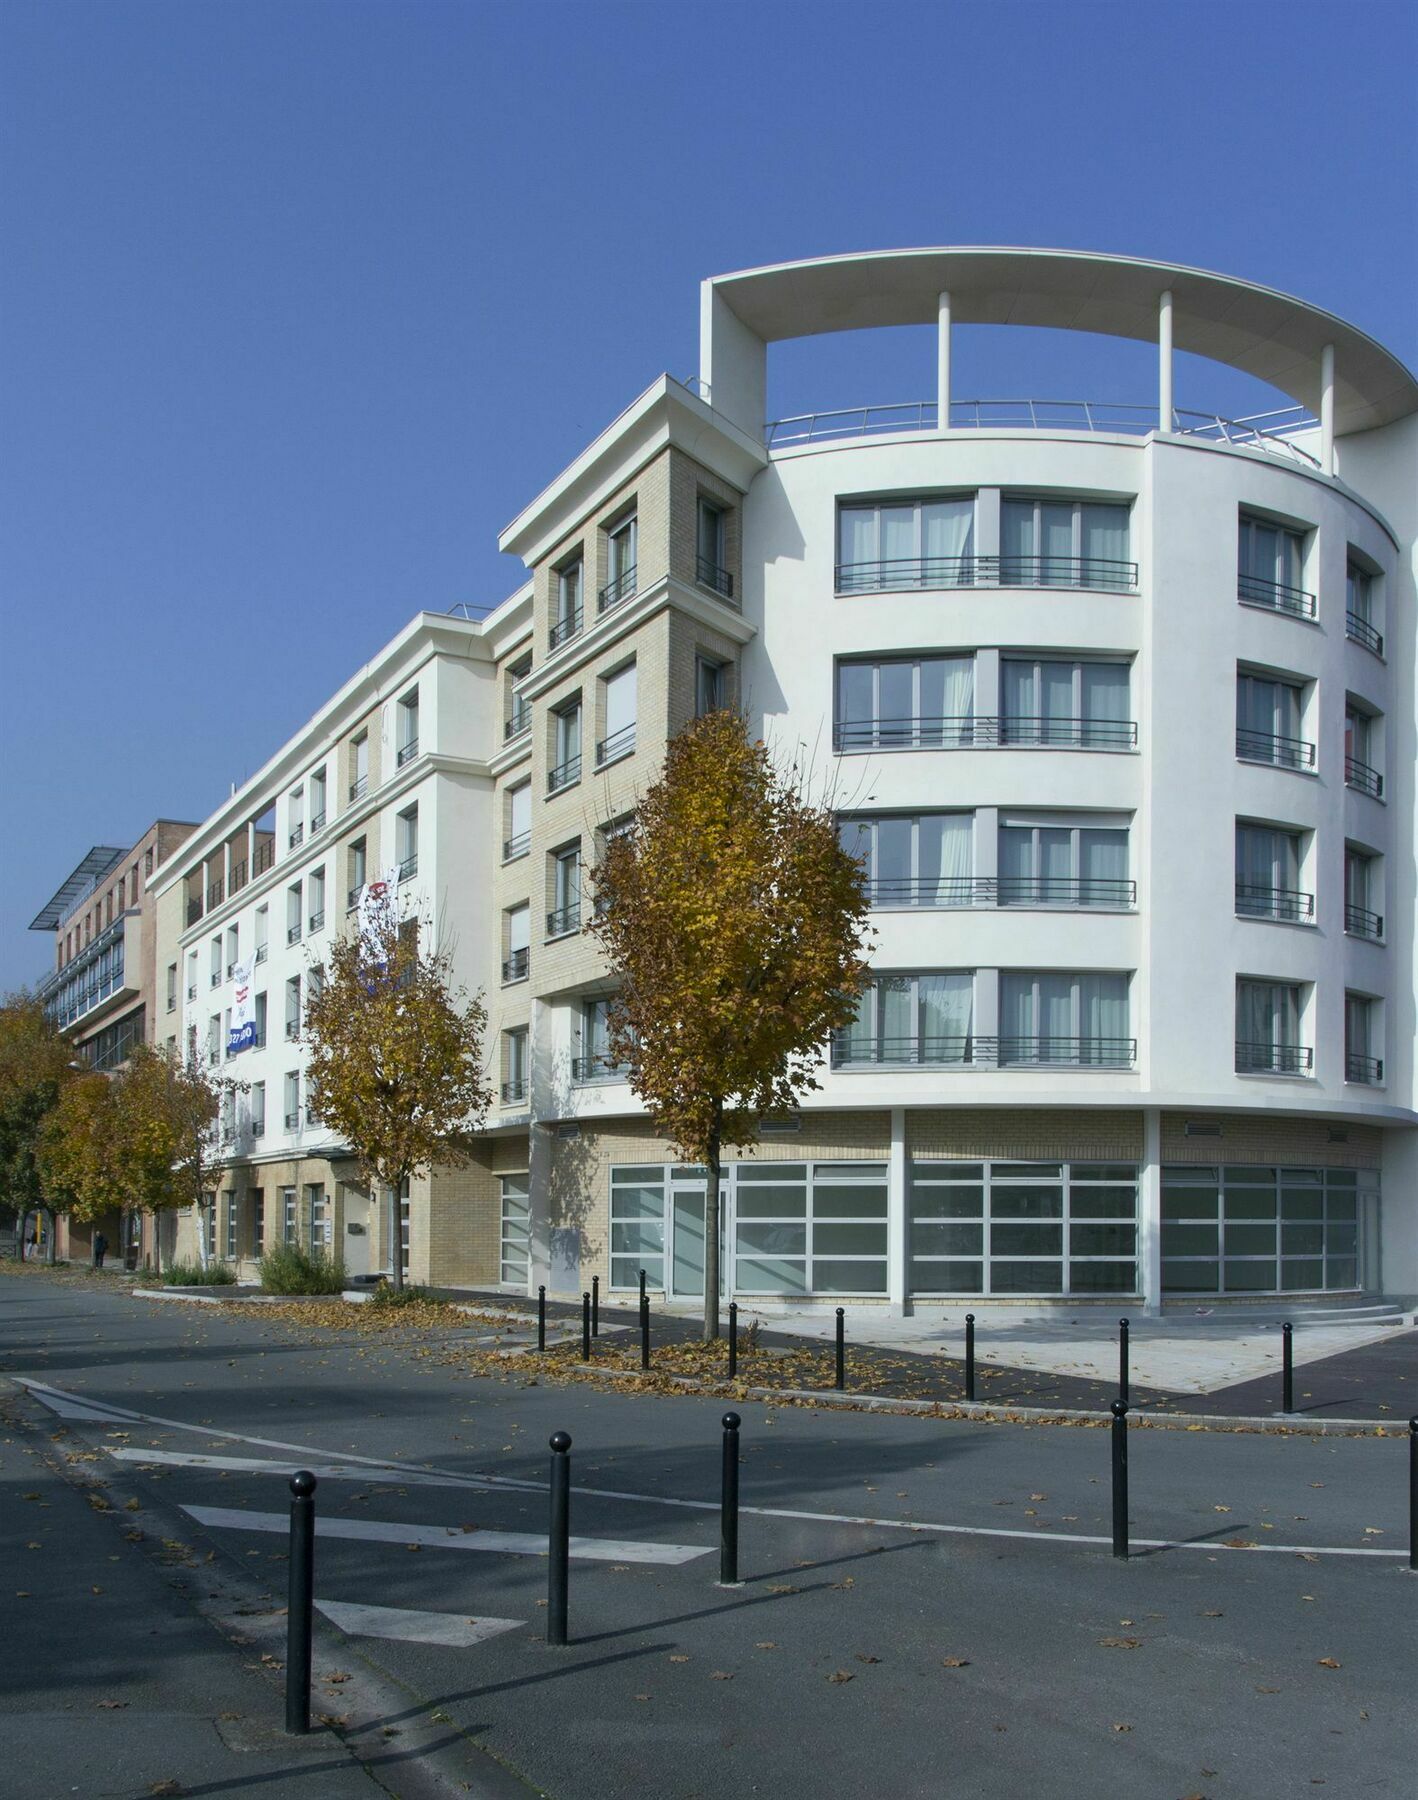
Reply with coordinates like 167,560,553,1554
1282,1320,1294,1415
537,1284,546,1353
582,1291,592,1361
834,1306,846,1391
1119,1317,1130,1408
547,1432,571,1645
639,1266,647,1311
1110,1399,1129,1561
639,1291,650,1371
592,1274,600,1338
727,1301,738,1380
1409,1416,1417,1574
720,1412,741,1585
285,1471,317,1734
964,1313,976,1403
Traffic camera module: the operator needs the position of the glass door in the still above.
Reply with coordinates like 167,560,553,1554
670,1178,727,1297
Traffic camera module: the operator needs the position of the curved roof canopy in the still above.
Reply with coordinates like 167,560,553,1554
703,248,1418,435
30,846,128,932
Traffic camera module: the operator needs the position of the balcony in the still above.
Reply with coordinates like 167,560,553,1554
285,1020,299,1041
207,878,224,908
1345,1052,1383,1085
505,703,532,741
571,1052,630,1083
347,885,362,911
186,983,197,1001
836,553,1138,595
862,874,1135,909
595,725,636,768
308,910,325,933
834,714,1137,752
1344,903,1383,941
209,971,221,989
832,1034,1135,1069
396,738,419,768
1235,728,1316,771
1235,884,1315,923
546,904,581,939
226,961,237,978
1237,572,1317,620
398,854,418,881
253,842,275,877
598,565,637,615
1235,1042,1313,1075
251,1120,266,1139
187,897,203,925
501,1078,527,1105
254,944,268,965
310,810,326,834
289,824,304,849
284,1111,300,1130
287,923,302,945
229,861,247,895
502,947,529,984
1346,611,1384,657
503,831,530,862
349,774,368,803
549,608,582,650
696,555,734,599
1345,755,1383,799
548,754,582,794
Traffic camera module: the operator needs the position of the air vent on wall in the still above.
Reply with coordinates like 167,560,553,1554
759,1116,802,1135
1184,1121,1223,1138
1327,1129,1350,1144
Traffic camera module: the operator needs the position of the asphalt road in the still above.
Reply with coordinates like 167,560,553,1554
3,1275,1414,1800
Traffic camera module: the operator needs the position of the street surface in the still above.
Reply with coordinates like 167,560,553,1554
2,1272,1415,1799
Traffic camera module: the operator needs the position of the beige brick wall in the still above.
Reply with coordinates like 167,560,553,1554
1160,1111,1381,1169
907,1108,1145,1161
667,447,744,596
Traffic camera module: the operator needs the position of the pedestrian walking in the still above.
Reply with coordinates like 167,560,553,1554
93,1230,108,1270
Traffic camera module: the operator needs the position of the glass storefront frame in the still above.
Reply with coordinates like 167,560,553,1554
1162,1165,1372,1294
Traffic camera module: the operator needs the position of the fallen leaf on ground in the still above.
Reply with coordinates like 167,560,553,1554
1099,1638,1142,1650
668,1654,690,1664
941,1656,970,1668
1111,1723,1132,1733
754,1641,777,1650
1317,1657,1341,1669
711,1670,734,1681
97,1700,127,1710
855,1653,880,1663
826,1669,853,1683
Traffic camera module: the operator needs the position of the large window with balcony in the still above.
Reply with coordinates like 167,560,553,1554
836,496,975,592
251,1083,266,1140
1345,993,1381,1086
1001,496,1132,591
1001,659,1133,749
284,975,301,1042
998,816,1131,908
283,1072,300,1130
598,663,636,767
836,972,974,1067
1344,703,1383,798
838,814,975,906
502,1029,528,1105
505,780,531,861
286,882,303,944
1237,513,1313,617
697,498,733,598
1235,823,1311,922
1162,1166,1367,1294
1000,971,1132,1066
835,654,974,750
1236,671,1313,770
349,733,369,803
551,557,583,649
1235,979,1310,1075
1345,558,1382,656
910,1161,1138,1296
503,903,530,983
1344,846,1382,940
506,654,533,740
288,785,305,848
396,805,419,880
397,690,420,766
548,844,581,938
601,514,637,613
308,867,325,933
500,1174,530,1283
309,769,327,832
347,838,366,910
696,655,728,717
575,998,626,1082
549,699,582,793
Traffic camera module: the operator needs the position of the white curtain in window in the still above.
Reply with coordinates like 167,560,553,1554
508,906,530,954
919,815,972,902
880,977,913,1054
1039,504,1074,582
605,665,637,740
922,656,974,745
921,500,975,581
1081,505,1129,572
838,508,877,572
1001,500,1033,571
1080,974,1128,1043
1081,663,1129,725
510,784,531,838
1081,829,1128,890
918,974,973,1056
880,506,915,567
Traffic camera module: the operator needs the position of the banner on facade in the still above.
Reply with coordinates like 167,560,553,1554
357,867,402,961
227,956,256,1055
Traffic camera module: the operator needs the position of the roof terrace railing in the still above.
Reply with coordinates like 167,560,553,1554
764,399,1320,467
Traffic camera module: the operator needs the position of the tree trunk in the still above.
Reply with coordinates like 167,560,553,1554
702,1116,722,1342
387,1179,404,1291
152,1214,162,1277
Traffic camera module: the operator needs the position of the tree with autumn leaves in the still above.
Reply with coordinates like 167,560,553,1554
591,709,871,1340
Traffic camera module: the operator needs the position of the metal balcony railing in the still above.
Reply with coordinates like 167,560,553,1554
186,983,197,1000
503,831,530,862
832,1034,1136,1069
546,904,580,938
1237,572,1317,619
187,898,202,925
696,555,734,598
349,774,368,803
995,1036,1136,1068
253,842,275,876
596,725,636,767
834,553,1139,594
284,1111,300,1130
398,854,418,881
254,944,268,964
207,878,224,907
1346,611,1383,657
862,874,1135,909
1344,902,1383,940
308,910,324,933
549,607,582,649
285,1020,299,1041
397,738,419,767
1235,728,1316,770
1345,755,1383,799
501,1078,527,1105
834,714,1137,752
571,1053,631,1083
347,885,362,911
310,810,326,834
1235,1042,1313,1075
229,861,247,894
287,923,302,944
505,703,532,740
289,824,304,848
548,753,582,794
210,970,221,988
1235,884,1315,922
251,1120,265,1139
1345,1052,1383,1085
598,565,637,614
502,947,529,983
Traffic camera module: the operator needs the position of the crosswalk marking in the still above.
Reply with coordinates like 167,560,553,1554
181,1503,712,1564
315,1599,523,1646
108,1447,490,1488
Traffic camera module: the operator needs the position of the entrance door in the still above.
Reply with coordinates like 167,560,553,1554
343,1188,371,1278
671,1185,727,1298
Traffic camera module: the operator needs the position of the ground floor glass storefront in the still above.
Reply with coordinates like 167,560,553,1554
1161,1166,1372,1294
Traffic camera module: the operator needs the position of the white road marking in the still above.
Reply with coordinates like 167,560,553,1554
107,1447,492,1488
181,1503,712,1564
27,1391,135,1423
314,1599,523,1646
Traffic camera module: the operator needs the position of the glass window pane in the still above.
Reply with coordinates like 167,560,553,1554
992,1260,1063,1293
1070,1223,1136,1257
991,1186,1063,1218
910,1259,982,1294
1325,1257,1358,1289
735,1222,807,1257
1226,1223,1278,1256
814,1187,889,1218
1282,1259,1324,1289
1281,1223,1324,1256
1163,1223,1219,1257
839,664,874,725
992,1223,1063,1256
1164,1260,1219,1292
910,1187,984,1219
813,1222,888,1256
1281,1190,1324,1220
1070,1185,1136,1218
1224,1260,1277,1291
1069,1261,1134,1292
813,1258,888,1294
911,1223,984,1256
736,1190,807,1219
736,1255,807,1294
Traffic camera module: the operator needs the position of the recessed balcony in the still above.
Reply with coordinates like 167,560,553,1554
1235,1042,1313,1076
1345,755,1383,800
1235,885,1315,923
1237,573,1317,620
834,714,1137,753
1235,728,1316,771
832,1034,1136,1069
836,552,1138,595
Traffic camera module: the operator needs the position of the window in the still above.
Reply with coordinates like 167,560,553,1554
501,1175,531,1284
1345,704,1382,798
1162,1166,1368,1294
549,700,582,793
144,848,154,878
610,1167,667,1291
837,496,975,592
504,903,530,982
1237,514,1313,617
1000,972,1132,1066
602,514,637,611
696,655,727,717
548,844,581,937
1345,994,1381,1085
166,963,177,1012
202,1194,217,1260
254,906,268,964
835,655,975,751
210,937,222,987
1235,979,1310,1074
224,1192,238,1261
308,962,324,1003
1235,824,1311,922
396,690,420,766
837,973,974,1066
397,806,419,880
225,925,239,976
306,1184,327,1256
502,1029,528,1105
285,975,301,1042
1345,559,1382,656
251,1188,265,1255
308,867,325,932
347,838,366,910
1236,671,1313,769
207,1014,221,1066
1002,659,1133,749
186,950,198,1000
910,1161,1138,1296
349,733,369,802
288,785,305,848
222,1010,232,1066
253,991,267,1049
998,817,1131,908
284,1071,301,1130
735,1162,889,1296
551,558,583,649
1344,847,1382,940
575,998,626,1081
696,498,733,597
251,1082,266,1139
309,769,327,831
281,1187,297,1244
839,815,975,906
598,663,636,765
1001,496,1133,590
505,781,532,861
506,654,533,740
286,881,303,944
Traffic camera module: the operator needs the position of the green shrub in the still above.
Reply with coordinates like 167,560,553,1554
258,1243,347,1296
162,1259,237,1287
367,1280,434,1309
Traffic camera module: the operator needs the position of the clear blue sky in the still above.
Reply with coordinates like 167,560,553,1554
2,0,1414,992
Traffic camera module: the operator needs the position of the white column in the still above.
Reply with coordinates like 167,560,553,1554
1138,1106,1162,1315
887,1107,908,1312
1157,291,1174,432
527,997,556,1293
936,291,951,432
1320,343,1335,475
